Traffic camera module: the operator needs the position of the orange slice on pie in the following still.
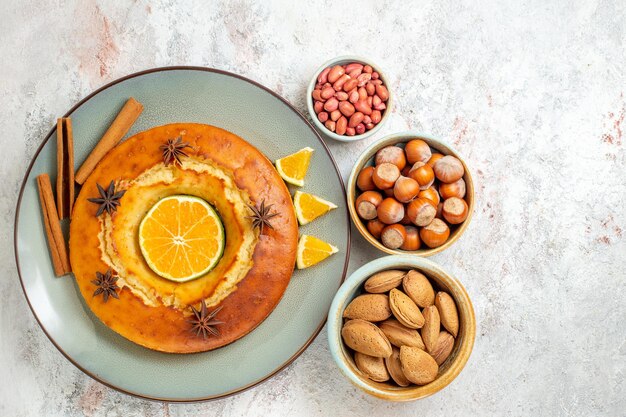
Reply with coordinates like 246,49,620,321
138,195,225,282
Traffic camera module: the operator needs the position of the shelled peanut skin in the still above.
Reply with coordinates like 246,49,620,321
355,139,469,250
340,269,459,387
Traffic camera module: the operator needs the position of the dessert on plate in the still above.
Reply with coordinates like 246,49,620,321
70,123,299,353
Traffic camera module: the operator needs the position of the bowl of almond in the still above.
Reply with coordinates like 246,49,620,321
347,131,474,256
327,255,475,401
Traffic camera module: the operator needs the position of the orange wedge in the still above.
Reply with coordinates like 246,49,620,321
138,195,224,282
275,147,314,186
293,191,337,225
296,234,338,269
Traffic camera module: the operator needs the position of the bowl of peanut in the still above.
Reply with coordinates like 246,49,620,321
327,255,475,401
307,56,392,141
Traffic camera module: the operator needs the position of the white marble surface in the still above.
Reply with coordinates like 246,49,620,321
1,0,625,415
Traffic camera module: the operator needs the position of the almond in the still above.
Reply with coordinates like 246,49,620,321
354,352,390,382
402,270,435,307
389,288,425,329
364,270,405,293
343,294,392,322
341,319,392,358
435,291,459,337
421,305,440,352
379,319,425,349
430,330,455,365
399,345,438,385
385,347,410,387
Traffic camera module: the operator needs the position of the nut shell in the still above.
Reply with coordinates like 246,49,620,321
419,218,450,248
433,155,464,183
366,219,385,239
400,226,421,251
341,319,393,358
372,163,400,190
356,166,376,191
355,352,390,382
381,224,406,249
435,292,459,337
379,319,426,349
364,270,405,293
402,270,435,307
385,347,411,387
377,198,405,224
375,146,407,170
406,198,436,227
389,288,425,329
343,294,392,322
399,345,438,385
421,305,440,353
430,330,455,365
442,197,469,225
439,178,466,200
355,191,383,220
404,139,432,164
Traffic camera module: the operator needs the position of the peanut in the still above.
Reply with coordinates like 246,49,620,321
349,112,365,128
317,67,331,84
327,65,345,83
324,97,339,112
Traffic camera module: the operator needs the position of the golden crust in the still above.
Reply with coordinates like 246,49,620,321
69,123,298,353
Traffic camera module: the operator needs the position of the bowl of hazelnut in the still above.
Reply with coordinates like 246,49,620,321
347,131,474,256
306,56,392,141
327,255,476,400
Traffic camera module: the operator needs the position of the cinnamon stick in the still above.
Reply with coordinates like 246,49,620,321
75,97,143,184
37,174,71,276
56,118,74,219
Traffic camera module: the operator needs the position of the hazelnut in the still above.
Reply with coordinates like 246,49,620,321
419,219,450,248
381,224,407,249
427,153,444,167
406,198,437,226
355,191,383,220
418,187,440,207
377,198,405,224
400,226,421,251
433,155,464,183
367,219,386,239
408,162,435,190
404,139,432,164
442,197,468,224
439,178,466,200
356,166,376,191
375,146,407,170
372,163,400,190
393,176,420,203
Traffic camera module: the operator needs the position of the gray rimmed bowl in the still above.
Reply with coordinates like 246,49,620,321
328,255,475,401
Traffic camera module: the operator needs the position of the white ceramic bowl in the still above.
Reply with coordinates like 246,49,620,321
328,255,476,401
306,55,393,142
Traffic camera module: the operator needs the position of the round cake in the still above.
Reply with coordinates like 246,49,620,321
69,123,298,353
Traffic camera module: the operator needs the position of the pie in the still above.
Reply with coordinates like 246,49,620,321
69,123,298,353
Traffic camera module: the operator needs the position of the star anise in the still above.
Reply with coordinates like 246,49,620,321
91,269,119,302
160,137,192,166
87,181,126,216
247,199,279,234
188,301,223,339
